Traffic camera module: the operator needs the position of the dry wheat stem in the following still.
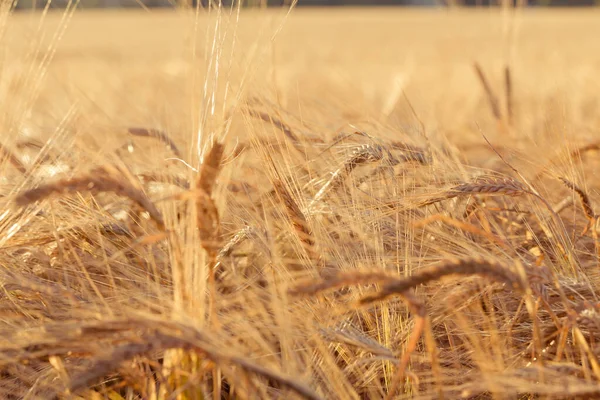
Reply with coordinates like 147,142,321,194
504,65,513,125
474,62,502,121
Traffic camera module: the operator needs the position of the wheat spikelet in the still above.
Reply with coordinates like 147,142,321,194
474,62,502,121
359,258,522,305
558,177,594,220
311,144,385,207
127,127,182,158
15,164,165,230
272,178,316,259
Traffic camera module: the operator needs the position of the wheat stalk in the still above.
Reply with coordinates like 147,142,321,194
474,62,502,121
505,65,513,125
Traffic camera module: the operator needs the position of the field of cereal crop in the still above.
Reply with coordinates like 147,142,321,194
3,6,600,399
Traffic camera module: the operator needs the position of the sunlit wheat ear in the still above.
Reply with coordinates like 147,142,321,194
359,257,524,304
474,62,502,122
14,164,165,230
245,107,307,155
289,257,522,302
558,177,600,262
418,176,529,208
558,177,595,221
389,141,430,164
127,127,182,158
0,142,27,174
272,178,317,260
217,225,255,260
138,172,190,189
310,144,385,207
196,141,224,255
289,270,396,297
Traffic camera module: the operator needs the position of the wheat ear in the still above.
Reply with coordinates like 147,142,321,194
310,144,384,207
127,127,182,158
246,108,306,155
273,178,317,259
558,177,594,221
15,164,164,230
196,141,224,255
360,258,523,305
419,176,528,208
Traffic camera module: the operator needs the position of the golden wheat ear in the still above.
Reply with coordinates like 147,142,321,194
558,177,595,221
310,144,385,208
127,127,182,158
14,164,165,230
196,141,224,256
272,178,318,260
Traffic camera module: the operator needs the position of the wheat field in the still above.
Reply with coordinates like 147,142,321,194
2,4,600,399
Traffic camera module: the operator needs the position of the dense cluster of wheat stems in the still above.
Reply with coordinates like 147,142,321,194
1,3,600,400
